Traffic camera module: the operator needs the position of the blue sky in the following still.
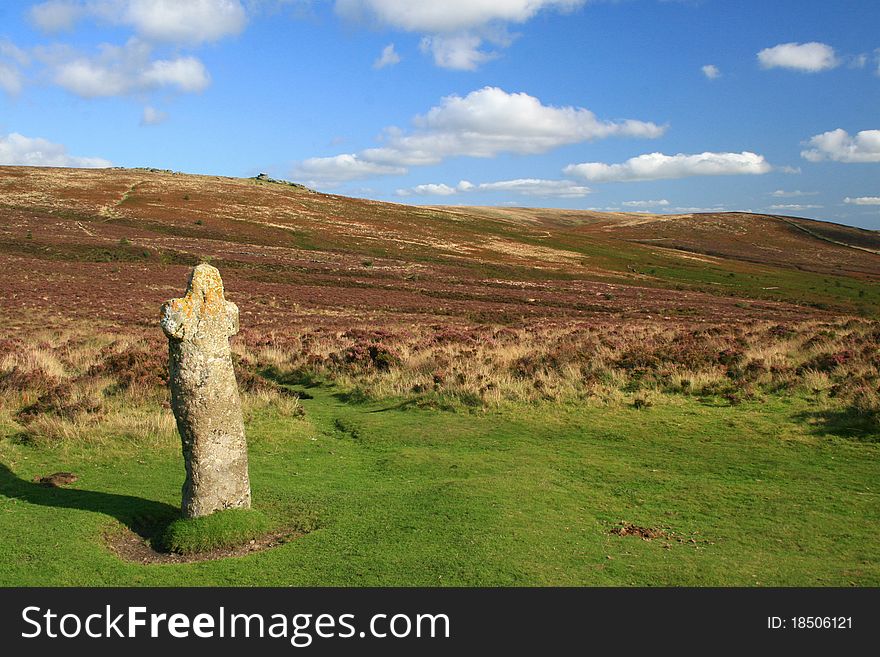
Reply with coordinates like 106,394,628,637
1,0,879,228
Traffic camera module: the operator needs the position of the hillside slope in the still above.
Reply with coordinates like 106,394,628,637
0,166,877,334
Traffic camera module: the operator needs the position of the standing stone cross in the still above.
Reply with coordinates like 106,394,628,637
161,263,251,518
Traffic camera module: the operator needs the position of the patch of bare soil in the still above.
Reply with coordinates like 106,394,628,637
32,472,79,487
610,522,668,540
609,522,714,548
104,524,303,564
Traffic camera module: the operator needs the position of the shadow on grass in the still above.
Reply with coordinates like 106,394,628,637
260,365,466,412
261,366,384,408
0,462,179,543
367,400,418,414
261,366,318,388
259,366,316,398
791,409,879,442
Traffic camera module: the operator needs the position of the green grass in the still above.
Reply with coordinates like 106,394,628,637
0,385,878,586
160,509,271,554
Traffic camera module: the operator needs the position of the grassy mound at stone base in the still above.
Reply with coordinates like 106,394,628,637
160,508,272,554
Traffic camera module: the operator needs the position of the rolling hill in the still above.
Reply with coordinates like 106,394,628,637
0,165,878,336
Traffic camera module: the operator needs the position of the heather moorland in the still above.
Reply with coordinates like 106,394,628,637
0,166,877,585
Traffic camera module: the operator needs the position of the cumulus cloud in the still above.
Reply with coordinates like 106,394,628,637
0,64,23,95
29,0,247,45
140,56,210,91
564,151,772,183
0,39,30,96
0,132,111,167
844,196,880,205
419,34,499,70
334,0,584,33
469,178,591,197
0,40,30,66
335,0,585,69
801,128,880,163
295,154,406,184
24,2,236,100
141,105,167,125
768,204,823,211
758,42,839,72
43,39,210,97
296,87,664,184
622,199,669,208
29,0,83,32
397,183,459,196
669,206,728,213
124,0,246,43
396,177,592,198
701,64,720,79
771,189,818,198
373,43,400,69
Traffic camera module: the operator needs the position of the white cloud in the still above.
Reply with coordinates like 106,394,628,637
53,59,129,96
141,56,210,91
296,87,664,183
124,0,246,44
141,105,168,125
844,196,880,205
0,39,29,96
471,178,591,197
771,189,818,198
46,39,210,97
335,0,585,69
30,0,247,45
0,39,30,66
397,183,458,196
758,42,839,72
0,63,22,95
767,204,823,211
701,64,720,79
565,151,772,183
295,154,406,185
801,128,880,163
622,199,670,208
397,177,592,198
0,132,111,167
419,34,498,71
373,43,400,69
420,86,662,146
334,0,584,33
669,206,728,213
29,0,83,32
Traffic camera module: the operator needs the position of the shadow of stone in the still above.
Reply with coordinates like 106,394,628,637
330,389,371,405
259,366,316,397
791,409,879,442
0,462,180,543
367,401,418,413
260,364,424,411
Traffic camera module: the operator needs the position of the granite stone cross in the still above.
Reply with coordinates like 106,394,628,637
160,263,251,518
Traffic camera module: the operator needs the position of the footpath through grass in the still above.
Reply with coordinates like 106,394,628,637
0,385,877,586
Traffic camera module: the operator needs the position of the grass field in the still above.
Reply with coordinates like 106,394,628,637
1,383,877,586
